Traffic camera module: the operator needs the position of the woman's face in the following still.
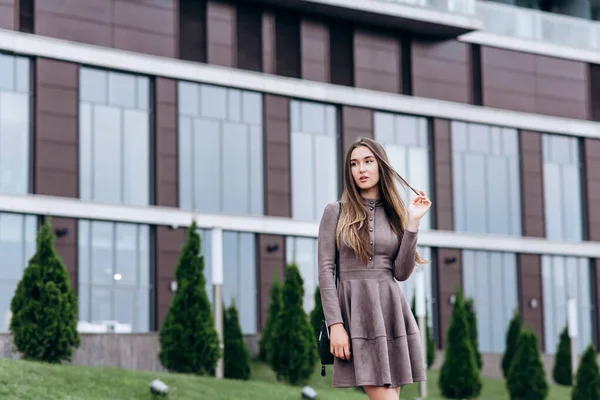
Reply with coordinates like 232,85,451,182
350,145,380,192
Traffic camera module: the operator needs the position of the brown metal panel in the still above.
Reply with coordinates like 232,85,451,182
481,46,590,119
0,0,16,30
341,106,373,156
519,131,546,238
263,94,291,218
436,248,462,349
52,217,78,291
35,9,112,47
155,226,186,327
257,234,285,330
432,119,453,231
591,65,600,122
353,28,401,94
300,18,330,83
155,78,178,208
262,11,276,74
517,253,545,352
206,0,236,67
35,58,78,198
585,138,600,242
411,39,472,104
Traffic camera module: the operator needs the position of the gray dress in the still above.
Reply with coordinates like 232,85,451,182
317,197,426,388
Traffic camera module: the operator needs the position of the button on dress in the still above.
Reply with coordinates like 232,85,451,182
317,197,426,388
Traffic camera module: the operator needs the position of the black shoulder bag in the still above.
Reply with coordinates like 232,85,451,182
318,201,342,377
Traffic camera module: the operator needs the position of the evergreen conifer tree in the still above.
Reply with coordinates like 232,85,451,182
571,343,600,400
507,330,549,400
438,287,482,399
158,221,220,375
502,309,522,379
271,263,318,385
465,298,483,371
10,217,80,363
310,285,324,342
258,273,282,363
223,301,251,380
553,326,573,386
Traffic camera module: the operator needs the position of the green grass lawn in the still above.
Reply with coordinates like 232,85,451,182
0,357,571,400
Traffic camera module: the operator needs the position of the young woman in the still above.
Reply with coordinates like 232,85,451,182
318,137,432,400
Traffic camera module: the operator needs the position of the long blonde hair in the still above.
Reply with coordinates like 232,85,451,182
335,137,428,266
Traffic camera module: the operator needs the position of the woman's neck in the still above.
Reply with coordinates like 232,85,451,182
360,188,380,200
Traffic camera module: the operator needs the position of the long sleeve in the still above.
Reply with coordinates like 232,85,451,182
317,202,344,328
393,229,418,281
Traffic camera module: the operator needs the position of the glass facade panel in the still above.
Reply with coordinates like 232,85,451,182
286,236,318,313
0,213,38,332
542,255,592,354
452,122,521,236
0,53,31,195
374,112,432,230
78,220,151,332
463,250,518,353
197,228,257,335
290,100,338,222
396,246,434,332
178,82,263,215
542,134,583,241
79,67,150,206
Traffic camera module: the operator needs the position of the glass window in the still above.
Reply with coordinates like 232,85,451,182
78,220,151,332
452,122,521,236
290,100,338,222
79,68,150,206
397,246,435,333
542,134,583,241
0,53,31,195
197,228,258,335
542,255,592,354
0,213,37,332
374,112,432,230
178,82,264,216
462,250,518,353
286,236,318,313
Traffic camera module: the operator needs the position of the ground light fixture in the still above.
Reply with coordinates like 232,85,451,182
301,385,318,399
150,379,170,396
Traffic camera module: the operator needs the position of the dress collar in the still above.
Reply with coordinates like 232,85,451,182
361,197,383,207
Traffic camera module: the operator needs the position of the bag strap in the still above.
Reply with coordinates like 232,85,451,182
334,201,342,289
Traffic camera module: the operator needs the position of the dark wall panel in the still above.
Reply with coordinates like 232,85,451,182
435,248,462,349
432,119,453,231
591,64,600,122
206,0,236,67
585,138,600,242
53,217,78,291
481,46,589,120
0,0,16,30
236,3,262,72
155,226,186,327
179,0,206,63
341,106,373,156
517,254,545,351
257,234,285,330
411,39,472,104
155,78,178,208
519,131,545,238
329,19,354,87
35,58,78,198
300,19,330,83
354,29,402,94
35,0,177,58
275,11,300,78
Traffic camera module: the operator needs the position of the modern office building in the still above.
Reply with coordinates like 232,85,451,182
0,0,598,363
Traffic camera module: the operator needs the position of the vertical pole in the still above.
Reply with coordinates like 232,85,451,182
567,297,578,380
211,227,224,379
415,268,428,398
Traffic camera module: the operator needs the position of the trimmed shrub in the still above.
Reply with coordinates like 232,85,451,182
465,298,483,371
223,302,251,380
9,217,80,363
438,287,482,399
553,326,572,386
258,274,282,363
270,263,318,385
502,309,522,379
507,330,549,400
158,221,220,375
310,285,324,342
571,343,600,400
